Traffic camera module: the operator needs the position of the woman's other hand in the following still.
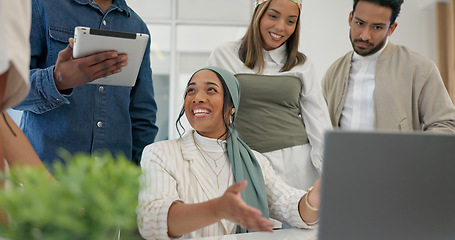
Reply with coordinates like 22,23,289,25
308,178,321,209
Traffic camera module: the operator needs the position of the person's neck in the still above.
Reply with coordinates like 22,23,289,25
94,0,113,12
195,130,227,141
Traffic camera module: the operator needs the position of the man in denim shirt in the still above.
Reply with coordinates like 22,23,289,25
14,0,159,165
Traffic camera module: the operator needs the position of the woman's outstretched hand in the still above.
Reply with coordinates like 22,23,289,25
167,180,273,237
215,180,274,232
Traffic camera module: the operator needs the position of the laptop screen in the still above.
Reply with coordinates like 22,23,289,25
318,130,455,240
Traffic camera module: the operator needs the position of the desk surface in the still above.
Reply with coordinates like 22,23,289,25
193,228,317,240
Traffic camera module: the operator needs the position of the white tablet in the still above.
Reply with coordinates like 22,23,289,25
72,26,150,87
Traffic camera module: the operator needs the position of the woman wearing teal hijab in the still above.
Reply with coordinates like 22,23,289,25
137,66,321,239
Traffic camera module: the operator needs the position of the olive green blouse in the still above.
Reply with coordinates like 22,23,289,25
235,74,309,153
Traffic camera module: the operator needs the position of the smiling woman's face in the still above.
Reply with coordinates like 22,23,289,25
184,70,229,139
259,0,299,51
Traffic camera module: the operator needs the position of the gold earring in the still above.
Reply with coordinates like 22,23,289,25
231,108,235,115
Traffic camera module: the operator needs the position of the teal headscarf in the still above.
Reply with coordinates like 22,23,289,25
198,66,270,233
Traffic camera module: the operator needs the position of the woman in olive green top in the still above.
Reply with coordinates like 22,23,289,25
207,0,332,190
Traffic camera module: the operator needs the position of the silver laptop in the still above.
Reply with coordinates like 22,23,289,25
318,130,455,240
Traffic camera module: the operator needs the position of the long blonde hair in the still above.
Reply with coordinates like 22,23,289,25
238,0,306,73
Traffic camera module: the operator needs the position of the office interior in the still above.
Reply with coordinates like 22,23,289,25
3,1,455,239
7,0,454,141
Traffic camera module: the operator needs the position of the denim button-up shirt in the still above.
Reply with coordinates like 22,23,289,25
15,0,158,164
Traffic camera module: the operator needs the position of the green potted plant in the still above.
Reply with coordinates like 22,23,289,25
0,152,142,240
